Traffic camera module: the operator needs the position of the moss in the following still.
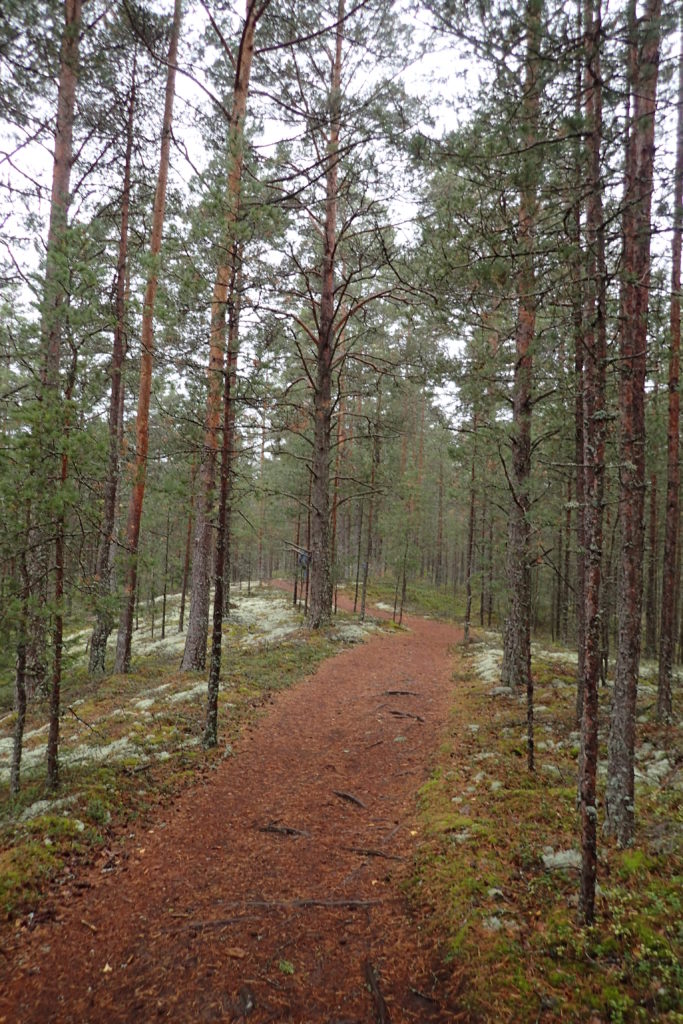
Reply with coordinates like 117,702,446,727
616,849,651,878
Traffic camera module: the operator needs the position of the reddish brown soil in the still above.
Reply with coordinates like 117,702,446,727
1,598,463,1023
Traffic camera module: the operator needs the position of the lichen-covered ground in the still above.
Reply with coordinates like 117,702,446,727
0,586,378,920
1,593,680,1023
411,633,682,1023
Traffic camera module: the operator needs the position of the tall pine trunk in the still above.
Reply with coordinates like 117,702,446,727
308,0,344,629
501,0,541,775
657,12,683,722
114,0,181,674
42,0,82,790
89,54,136,675
605,0,662,846
579,0,607,925
205,250,240,748
181,0,261,670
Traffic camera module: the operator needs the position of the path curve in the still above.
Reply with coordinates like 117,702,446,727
1,601,462,1023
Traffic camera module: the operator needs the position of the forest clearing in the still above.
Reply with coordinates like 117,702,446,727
1,0,683,1020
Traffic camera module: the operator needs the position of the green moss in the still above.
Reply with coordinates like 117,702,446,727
616,849,651,878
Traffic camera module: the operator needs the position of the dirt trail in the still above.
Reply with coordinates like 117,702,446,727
1,599,463,1023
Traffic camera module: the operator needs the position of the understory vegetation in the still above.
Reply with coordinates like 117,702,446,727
0,586,376,920
407,637,682,1023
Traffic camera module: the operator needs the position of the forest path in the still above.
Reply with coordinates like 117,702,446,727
1,594,463,1023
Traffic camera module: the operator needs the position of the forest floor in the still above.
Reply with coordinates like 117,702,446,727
0,589,465,1023
0,586,680,1023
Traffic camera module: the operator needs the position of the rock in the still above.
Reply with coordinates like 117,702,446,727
541,763,562,780
489,686,513,697
488,888,504,900
542,849,581,871
490,780,502,793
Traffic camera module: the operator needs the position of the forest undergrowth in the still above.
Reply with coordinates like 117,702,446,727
0,586,378,922
408,635,682,1024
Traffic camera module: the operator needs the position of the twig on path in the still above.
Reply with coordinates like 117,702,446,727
383,690,419,697
185,917,251,931
388,709,424,723
344,847,403,861
333,790,366,809
258,821,310,838
363,959,391,1024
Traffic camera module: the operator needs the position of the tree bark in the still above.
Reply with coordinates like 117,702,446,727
41,0,82,790
114,0,181,674
205,250,240,748
308,0,344,629
579,0,608,926
10,540,29,797
360,387,382,623
644,468,658,658
178,460,196,633
89,53,136,675
605,0,662,846
657,12,683,722
501,0,541,775
181,0,262,670
464,419,478,644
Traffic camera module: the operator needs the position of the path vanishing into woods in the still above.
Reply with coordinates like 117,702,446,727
1,596,464,1023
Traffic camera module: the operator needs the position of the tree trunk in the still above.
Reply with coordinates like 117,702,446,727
89,54,136,675
360,387,382,622
205,251,240,748
579,0,608,926
114,0,181,674
10,541,30,797
178,460,196,633
501,0,541,778
658,11,683,722
644,469,658,657
181,0,261,670
572,0,587,726
41,0,82,790
308,0,344,629
464,420,478,644
605,0,662,846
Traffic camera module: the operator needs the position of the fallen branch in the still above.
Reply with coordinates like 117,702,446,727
383,690,419,697
258,822,310,838
364,959,391,1024
344,847,403,861
389,709,424,723
333,790,366,809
